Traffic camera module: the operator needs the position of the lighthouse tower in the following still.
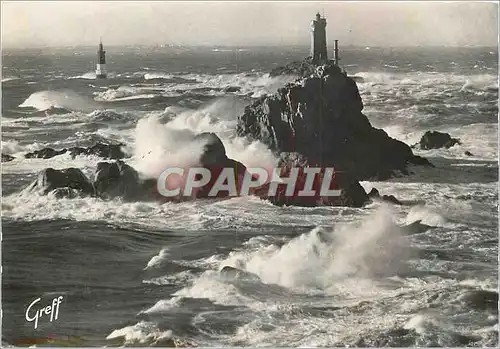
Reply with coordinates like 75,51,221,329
310,13,328,65
96,39,107,79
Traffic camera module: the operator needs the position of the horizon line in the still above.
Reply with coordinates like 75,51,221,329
2,43,498,50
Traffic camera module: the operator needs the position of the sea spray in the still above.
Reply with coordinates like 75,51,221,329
213,206,411,292
131,98,279,180
131,115,206,180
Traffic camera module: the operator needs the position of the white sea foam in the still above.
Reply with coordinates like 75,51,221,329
2,76,20,82
144,72,174,80
19,90,100,112
106,321,173,346
356,71,498,90
129,98,278,179
144,248,170,270
68,72,96,80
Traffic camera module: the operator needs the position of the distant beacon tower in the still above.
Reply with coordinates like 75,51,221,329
96,39,107,79
310,12,328,65
333,39,340,66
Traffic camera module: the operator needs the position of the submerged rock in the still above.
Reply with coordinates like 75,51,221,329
24,142,126,160
25,147,67,159
223,86,241,93
44,106,72,116
69,142,126,160
2,153,15,162
237,60,432,182
401,220,433,235
418,131,461,150
368,188,403,205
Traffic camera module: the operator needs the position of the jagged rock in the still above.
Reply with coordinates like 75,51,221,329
223,86,241,93
27,168,94,197
24,143,125,160
191,132,250,199
195,132,228,166
270,58,366,83
418,131,461,150
382,194,402,205
69,142,125,160
25,147,67,159
237,60,432,182
44,106,72,116
368,188,402,205
269,57,318,78
2,153,15,162
94,160,145,201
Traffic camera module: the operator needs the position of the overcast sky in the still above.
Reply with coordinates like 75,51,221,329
2,1,498,48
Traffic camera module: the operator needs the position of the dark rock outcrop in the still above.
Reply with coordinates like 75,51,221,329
368,188,403,205
69,142,126,160
269,57,318,78
25,148,67,159
44,106,72,116
270,58,365,83
464,151,473,156
22,133,250,203
94,160,146,201
193,132,249,198
2,153,15,162
223,86,241,93
26,167,95,197
237,60,432,182
24,161,156,201
401,220,433,235
24,142,126,160
418,131,461,150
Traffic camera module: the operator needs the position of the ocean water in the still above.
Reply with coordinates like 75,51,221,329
1,45,498,347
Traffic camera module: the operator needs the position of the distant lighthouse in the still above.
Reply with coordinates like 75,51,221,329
310,13,328,65
96,39,107,79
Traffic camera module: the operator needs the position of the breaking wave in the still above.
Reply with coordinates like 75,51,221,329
19,90,101,112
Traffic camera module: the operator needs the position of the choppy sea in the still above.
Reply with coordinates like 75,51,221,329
1,45,498,347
